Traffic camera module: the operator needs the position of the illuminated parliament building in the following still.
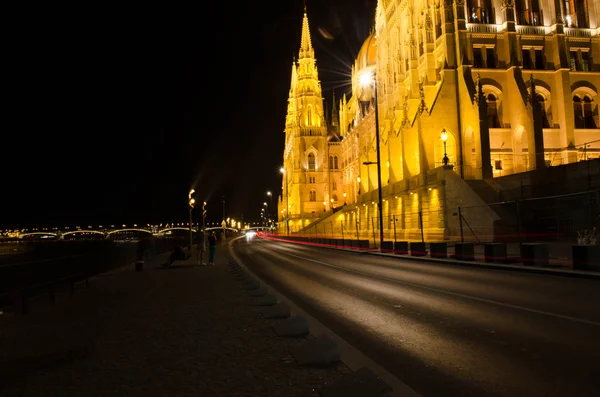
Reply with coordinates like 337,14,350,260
279,1,599,241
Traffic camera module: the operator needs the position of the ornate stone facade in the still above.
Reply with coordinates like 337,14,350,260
280,2,599,239
279,11,343,232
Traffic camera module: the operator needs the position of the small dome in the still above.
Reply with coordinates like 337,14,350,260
355,33,377,71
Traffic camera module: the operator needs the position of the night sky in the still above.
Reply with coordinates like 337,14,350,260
3,1,375,228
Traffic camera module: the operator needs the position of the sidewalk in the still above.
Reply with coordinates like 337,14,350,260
0,243,354,396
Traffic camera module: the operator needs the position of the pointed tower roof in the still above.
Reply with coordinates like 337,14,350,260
299,8,314,59
289,56,298,95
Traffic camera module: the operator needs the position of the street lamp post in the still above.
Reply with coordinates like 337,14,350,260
360,70,384,250
441,129,449,166
267,191,273,226
280,167,290,235
222,196,226,223
263,202,269,227
188,189,196,251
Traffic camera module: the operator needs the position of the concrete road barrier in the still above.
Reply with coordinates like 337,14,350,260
454,242,474,261
484,243,507,263
244,278,261,291
318,366,393,397
248,287,268,297
272,315,309,336
261,302,291,319
250,294,277,306
290,334,340,366
521,243,549,266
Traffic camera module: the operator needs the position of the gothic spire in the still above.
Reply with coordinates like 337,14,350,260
290,57,298,95
299,8,314,59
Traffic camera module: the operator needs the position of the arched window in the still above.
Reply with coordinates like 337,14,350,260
334,156,339,169
309,190,316,201
307,107,312,125
332,180,337,190
574,96,584,128
536,94,550,128
308,153,316,170
583,96,596,128
487,93,501,128
329,156,333,169
333,194,338,202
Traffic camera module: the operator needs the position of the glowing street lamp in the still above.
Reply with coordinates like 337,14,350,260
188,189,195,250
266,191,273,227
441,129,449,166
263,201,269,227
360,69,384,250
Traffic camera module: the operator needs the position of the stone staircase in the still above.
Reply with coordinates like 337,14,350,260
464,179,518,241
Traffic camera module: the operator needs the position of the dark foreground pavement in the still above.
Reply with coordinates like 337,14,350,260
0,243,353,397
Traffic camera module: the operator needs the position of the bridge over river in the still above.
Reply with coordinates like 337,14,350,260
7,226,271,240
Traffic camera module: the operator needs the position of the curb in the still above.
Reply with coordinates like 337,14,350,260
228,237,421,397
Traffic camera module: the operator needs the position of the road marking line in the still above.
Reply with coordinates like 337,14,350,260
274,246,600,328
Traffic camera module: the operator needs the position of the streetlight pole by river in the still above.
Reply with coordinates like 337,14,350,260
188,189,195,251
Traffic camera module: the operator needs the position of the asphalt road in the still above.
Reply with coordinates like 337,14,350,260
232,235,600,397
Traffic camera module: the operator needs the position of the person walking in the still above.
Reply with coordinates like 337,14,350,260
197,229,207,266
207,231,217,265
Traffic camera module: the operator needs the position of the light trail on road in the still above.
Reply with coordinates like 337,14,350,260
233,237,600,397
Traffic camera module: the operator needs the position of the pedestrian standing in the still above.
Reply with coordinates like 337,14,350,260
197,229,207,266
208,231,217,265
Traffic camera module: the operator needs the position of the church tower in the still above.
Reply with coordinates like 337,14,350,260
280,8,329,232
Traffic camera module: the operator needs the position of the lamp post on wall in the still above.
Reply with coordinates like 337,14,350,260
360,69,384,250
280,167,290,235
441,129,450,166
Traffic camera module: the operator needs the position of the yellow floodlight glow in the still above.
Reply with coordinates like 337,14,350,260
360,69,373,87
